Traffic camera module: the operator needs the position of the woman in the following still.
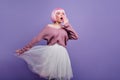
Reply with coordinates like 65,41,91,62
16,8,78,80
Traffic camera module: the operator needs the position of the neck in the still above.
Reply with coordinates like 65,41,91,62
54,22,61,25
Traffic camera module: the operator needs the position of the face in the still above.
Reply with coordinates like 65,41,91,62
55,10,65,23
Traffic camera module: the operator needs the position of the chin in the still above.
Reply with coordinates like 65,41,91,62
60,20,63,23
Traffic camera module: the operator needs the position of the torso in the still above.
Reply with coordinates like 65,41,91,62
43,24,68,47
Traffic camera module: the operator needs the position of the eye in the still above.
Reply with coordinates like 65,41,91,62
56,12,60,15
62,13,65,15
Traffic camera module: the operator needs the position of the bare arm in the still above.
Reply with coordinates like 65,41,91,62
16,26,47,55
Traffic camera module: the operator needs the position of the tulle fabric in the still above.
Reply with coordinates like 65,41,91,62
16,43,73,80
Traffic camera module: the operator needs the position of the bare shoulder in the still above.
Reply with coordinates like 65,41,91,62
47,24,54,27
47,24,62,28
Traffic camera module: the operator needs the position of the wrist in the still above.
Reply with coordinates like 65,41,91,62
25,43,32,48
63,22,70,28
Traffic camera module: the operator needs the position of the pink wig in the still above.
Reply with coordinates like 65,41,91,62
51,8,66,23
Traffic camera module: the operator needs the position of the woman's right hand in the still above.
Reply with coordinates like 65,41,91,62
16,49,24,55
16,47,30,55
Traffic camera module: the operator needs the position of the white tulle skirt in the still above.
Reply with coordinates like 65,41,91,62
17,43,73,80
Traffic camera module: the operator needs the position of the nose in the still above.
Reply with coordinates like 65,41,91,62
60,14,63,17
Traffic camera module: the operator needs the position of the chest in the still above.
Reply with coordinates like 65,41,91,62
46,27,68,38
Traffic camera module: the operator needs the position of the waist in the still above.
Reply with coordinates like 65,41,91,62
47,42,66,48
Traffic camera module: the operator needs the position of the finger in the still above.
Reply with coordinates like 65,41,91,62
16,49,23,53
18,51,23,55
16,50,20,53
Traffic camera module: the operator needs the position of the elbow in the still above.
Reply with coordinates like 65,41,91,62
73,34,79,40
75,33,79,40
74,36,79,40
76,35,79,40
76,37,78,40
69,36,79,40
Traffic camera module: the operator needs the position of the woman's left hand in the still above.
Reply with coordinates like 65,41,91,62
63,16,69,25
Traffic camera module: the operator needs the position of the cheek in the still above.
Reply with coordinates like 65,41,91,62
62,15,66,18
56,15,60,20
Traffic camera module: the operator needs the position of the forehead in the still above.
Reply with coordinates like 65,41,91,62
55,10,64,13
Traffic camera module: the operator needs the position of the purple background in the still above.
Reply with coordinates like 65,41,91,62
0,0,120,80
